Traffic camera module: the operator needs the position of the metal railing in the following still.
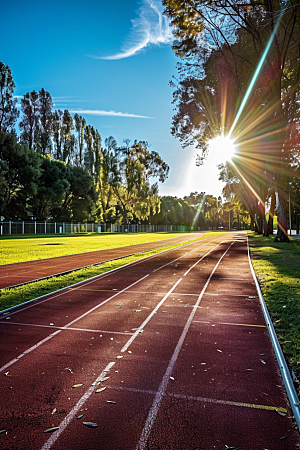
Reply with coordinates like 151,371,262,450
0,221,196,236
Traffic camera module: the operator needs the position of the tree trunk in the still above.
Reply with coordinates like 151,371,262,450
267,189,276,235
274,190,290,242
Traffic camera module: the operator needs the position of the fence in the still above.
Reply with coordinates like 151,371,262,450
0,221,195,236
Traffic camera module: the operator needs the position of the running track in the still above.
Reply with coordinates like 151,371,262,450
1,232,299,449
0,233,204,289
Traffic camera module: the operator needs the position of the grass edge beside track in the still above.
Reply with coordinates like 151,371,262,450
248,232,300,401
0,232,222,313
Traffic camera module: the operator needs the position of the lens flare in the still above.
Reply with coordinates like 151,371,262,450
208,135,237,163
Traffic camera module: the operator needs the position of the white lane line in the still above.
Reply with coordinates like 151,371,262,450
135,241,234,450
40,361,116,450
0,274,149,373
153,237,222,273
106,386,287,412
183,244,221,277
120,278,183,353
0,322,134,335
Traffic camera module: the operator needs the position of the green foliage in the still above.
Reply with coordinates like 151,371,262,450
163,0,300,239
0,62,19,133
0,132,42,219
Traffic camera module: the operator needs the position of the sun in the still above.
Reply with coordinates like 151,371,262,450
208,135,237,163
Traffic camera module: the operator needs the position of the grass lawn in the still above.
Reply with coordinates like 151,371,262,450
0,232,221,312
248,232,300,396
0,232,193,265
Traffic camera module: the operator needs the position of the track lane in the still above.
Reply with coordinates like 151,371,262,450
1,232,299,449
0,233,205,289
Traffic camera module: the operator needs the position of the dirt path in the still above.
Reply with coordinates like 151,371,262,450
1,232,299,449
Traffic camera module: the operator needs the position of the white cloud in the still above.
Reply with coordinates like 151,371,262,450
91,0,172,60
69,109,153,119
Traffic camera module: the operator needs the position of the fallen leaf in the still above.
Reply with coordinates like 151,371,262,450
275,409,287,416
72,384,83,388
99,376,110,383
44,427,59,433
83,422,98,428
95,387,106,393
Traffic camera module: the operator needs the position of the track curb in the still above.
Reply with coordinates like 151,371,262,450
247,237,300,432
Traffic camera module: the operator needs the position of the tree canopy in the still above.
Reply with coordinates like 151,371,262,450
163,0,300,240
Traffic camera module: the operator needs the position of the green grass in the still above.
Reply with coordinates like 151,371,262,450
249,233,300,393
0,232,191,265
0,232,221,312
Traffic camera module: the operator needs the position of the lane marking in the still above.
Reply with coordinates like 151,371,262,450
121,278,183,353
183,245,220,277
40,361,116,450
193,320,266,328
203,293,255,297
136,241,234,450
0,275,149,373
153,237,223,273
106,386,287,413
0,321,134,335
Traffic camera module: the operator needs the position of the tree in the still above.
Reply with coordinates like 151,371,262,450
104,138,169,224
19,90,40,150
37,88,53,155
163,0,300,241
29,156,70,220
0,131,42,219
74,113,86,166
0,62,19,133
52,109,63,160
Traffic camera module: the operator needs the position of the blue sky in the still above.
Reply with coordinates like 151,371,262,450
1,0,224,198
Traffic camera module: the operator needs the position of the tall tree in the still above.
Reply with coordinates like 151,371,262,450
52,109,63,160
74,113,86,165
19,90,41,150
163,0,300,241
37,88,53,155
0,131,42,219
0,62,19,133
107,138,169,224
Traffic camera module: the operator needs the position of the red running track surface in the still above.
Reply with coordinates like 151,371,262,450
0,232,299,449
0,233,204,289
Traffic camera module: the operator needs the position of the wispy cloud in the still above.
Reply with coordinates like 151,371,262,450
90,0,172,60
69,109,153,119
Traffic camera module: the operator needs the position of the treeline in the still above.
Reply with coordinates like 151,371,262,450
0,62,169,223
